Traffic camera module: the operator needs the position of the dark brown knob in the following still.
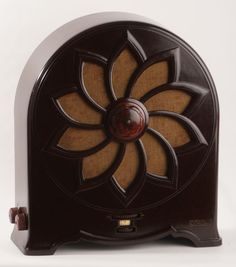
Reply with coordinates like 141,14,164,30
15,213,27,231
9,207,18,224
107,99,148,142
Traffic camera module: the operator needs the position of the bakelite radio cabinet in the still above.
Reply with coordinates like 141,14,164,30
9,12,222,255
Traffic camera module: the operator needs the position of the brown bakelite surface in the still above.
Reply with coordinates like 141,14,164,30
11,19,221,255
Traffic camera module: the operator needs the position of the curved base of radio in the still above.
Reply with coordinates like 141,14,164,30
11,223,222,255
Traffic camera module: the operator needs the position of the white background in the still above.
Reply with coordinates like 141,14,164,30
0,0,236,266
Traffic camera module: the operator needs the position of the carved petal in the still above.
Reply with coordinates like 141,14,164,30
57,128,106,151
128,48,180,99
112,48,138,99
57,91,103,125
149,116,190,148
82,62,110,108
144,128,178,188
83,142,119,179
144,89,191,114
140,132,167,176
109,31,146,100
113,142,139,191
149,111,207,149
140,82,208,116
131,61,168,100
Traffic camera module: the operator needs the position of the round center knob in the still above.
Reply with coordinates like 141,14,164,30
107,99,148,142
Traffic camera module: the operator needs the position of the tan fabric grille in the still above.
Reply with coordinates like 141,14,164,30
149,116,190,147
57,50,191,187
58,128,106,151
112,48,138,99
144,89,191,114
83,142,119,179
113,143,139,191
57,92,102,124
131,61,168,99
82,62,110,108
141,132,167,176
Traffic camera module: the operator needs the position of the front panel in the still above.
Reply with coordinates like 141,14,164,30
11,15,221,255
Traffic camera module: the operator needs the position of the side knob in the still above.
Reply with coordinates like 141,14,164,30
15,213,28,231
9,207,18,224
9,207,28,230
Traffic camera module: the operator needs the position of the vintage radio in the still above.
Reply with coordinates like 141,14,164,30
9,12,221,255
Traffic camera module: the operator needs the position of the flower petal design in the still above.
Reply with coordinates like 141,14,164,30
113,142,139,191
82,62,110,108
56,91,103,125
149,115,190,148
140,131,167,176
57,128,106,151
50,34,209,203
74,50,110,111
143,89,191,114
127,48,180,99
140,82,208,116
131,61,168,100
108,31,146,100
82,141,120,180
149,111,207,149
111,48,138,99
144,128,178,188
